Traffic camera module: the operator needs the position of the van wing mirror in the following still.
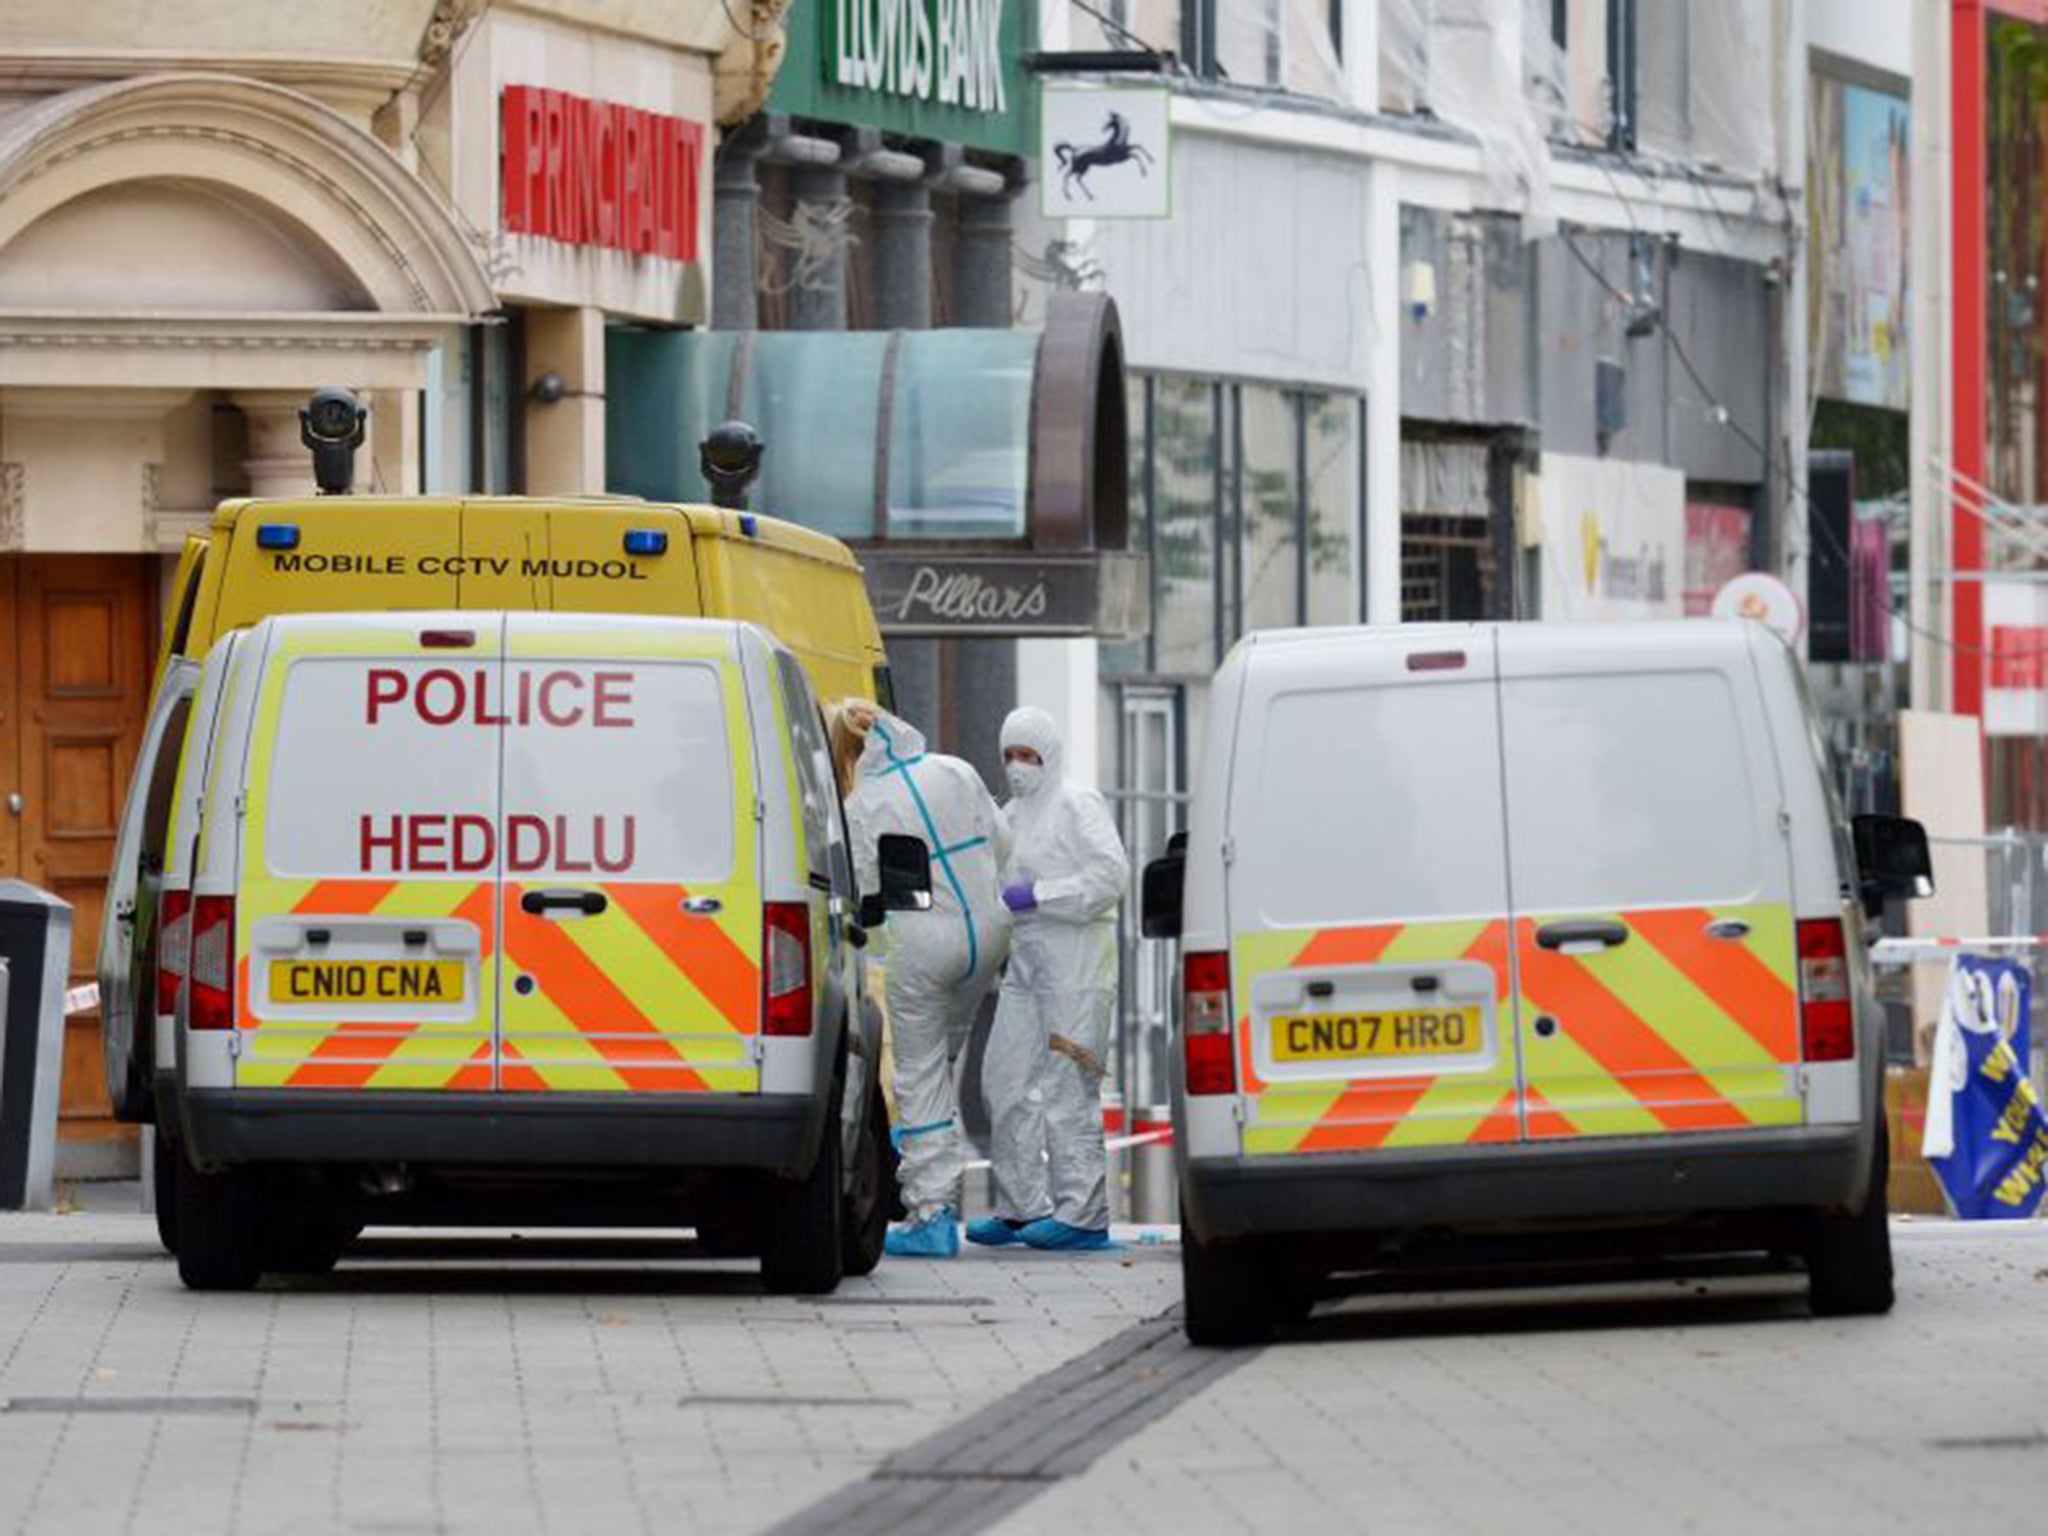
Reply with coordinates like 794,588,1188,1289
1852,814,1935,910
1141,851,1186,940
876,833,934,913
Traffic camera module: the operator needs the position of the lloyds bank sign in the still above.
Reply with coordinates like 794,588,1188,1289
827,0,1012,114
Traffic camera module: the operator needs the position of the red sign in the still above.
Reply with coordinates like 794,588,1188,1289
501,85,704,261
1990,626,2048,691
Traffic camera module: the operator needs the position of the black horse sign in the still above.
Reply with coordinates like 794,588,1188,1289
1040,86,1171,218
1054,112,1156,202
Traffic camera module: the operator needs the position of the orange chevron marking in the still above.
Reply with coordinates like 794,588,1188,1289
503,888,708,1091
1298,1074,1436,1152
285,1030,411,1089
1293,924,1402,969
607,883,759,1030
1626,907,1797,1060
499,1041,549,1092
448,1042,493,1091
292,880,399,915
1523,1085,1579,1139
1517,925,1747,1130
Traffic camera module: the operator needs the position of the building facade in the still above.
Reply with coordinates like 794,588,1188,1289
0,0,773,1161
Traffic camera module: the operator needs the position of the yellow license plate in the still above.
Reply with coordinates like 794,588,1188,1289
1271,1006,1480,1062
271,960,465,1005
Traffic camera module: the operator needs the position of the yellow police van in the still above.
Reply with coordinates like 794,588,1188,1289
156,610,927,1292
97,401,891,1231
1143,622,1934,1345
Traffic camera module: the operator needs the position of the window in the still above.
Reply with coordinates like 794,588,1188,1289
1239,386,1300,632
1153,377,1219,676
775,650,849,894
1129,372,1363,666
1305,395,1359,624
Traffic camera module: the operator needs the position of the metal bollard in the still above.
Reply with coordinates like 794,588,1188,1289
0,882,75,1211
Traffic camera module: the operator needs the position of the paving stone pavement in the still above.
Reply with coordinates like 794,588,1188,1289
1001,1221,2048,1536
0,1199,1181,1536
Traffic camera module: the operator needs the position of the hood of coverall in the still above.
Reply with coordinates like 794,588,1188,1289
999,706,1064,801
855,710,929,777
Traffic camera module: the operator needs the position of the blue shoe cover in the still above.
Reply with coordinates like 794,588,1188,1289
1018,1218,1112,1251
965,1216,1030,1247
885,1209,960,1259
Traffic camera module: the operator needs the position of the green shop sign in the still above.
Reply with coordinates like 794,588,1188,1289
770,0,1035,157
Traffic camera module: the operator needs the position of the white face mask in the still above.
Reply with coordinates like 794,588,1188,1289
1005,761,1045,799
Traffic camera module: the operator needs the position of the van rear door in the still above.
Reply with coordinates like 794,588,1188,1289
496,616,761,1093
1495,627,1803,1140
238,618,501,1091
1226,632,1519,1154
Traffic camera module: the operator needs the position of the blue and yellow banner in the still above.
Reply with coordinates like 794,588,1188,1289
1924,956,2048,1219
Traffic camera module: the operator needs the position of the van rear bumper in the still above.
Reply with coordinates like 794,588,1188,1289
179,1089,823,1179
1181,1123,1871,1243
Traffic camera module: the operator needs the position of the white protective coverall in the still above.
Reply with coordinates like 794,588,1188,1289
983,706,1131,1231
845,712,1011,1224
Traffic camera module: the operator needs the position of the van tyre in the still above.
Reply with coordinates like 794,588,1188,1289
761,1074,846,1295
151,1130,180,1256
1182,1224,1276,1348
175,1163,270,1292
1805,1117,1895,1318
841,1078,892,1278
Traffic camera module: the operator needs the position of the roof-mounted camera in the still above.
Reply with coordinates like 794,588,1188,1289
700,420,763,511
301,387,367,496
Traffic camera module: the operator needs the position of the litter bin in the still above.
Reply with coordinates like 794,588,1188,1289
0,881,74,1211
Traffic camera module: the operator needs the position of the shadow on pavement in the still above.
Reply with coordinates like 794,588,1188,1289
1286,1260,1814,1344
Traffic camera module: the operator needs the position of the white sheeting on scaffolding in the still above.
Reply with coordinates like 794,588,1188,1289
1633,0,1774,178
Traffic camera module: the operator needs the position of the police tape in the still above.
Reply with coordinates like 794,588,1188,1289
64,984,98,1016
960,1126,1172,1173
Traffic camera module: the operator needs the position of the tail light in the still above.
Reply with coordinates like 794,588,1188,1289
155,887,192,1018
188,895,236,1032
1182,950,1236,1096
1797,918,1853,1062
763,902,813,1037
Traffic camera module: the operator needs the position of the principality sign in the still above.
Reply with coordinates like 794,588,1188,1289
861,550,1148,637
501,86,706,262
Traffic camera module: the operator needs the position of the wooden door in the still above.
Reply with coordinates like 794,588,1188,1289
0,556,155,1154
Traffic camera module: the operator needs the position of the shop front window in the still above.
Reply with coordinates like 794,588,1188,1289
742,331,889,538
885,329,1036,539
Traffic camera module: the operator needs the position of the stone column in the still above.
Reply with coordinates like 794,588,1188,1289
871,179,933,331
949,179,1022,772
232,391,325,498
952,184,1018,328
713,124,766,331
789,163,850,332
522,305,606,496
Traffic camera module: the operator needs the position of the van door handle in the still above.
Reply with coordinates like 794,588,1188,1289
521,888,609,917
1535,919,1629,951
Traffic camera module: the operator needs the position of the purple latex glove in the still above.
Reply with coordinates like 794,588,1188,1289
1002,881,1038,913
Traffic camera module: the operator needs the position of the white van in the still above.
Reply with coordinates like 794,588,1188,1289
160,611,923,1293
1143,622,1932,1346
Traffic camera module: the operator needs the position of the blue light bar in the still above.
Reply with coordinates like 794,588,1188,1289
739,514,760,538
623,528,668,556
256,523,301,551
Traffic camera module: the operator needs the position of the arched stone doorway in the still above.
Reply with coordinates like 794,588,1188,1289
0,72,492,1166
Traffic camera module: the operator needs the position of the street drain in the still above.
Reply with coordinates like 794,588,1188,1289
765,1311,1253,1536
678,1394,912,1409
0,1245,167,1265
1928,1432,2048,1452
812,1295,994,1308
1,1396,255,1416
